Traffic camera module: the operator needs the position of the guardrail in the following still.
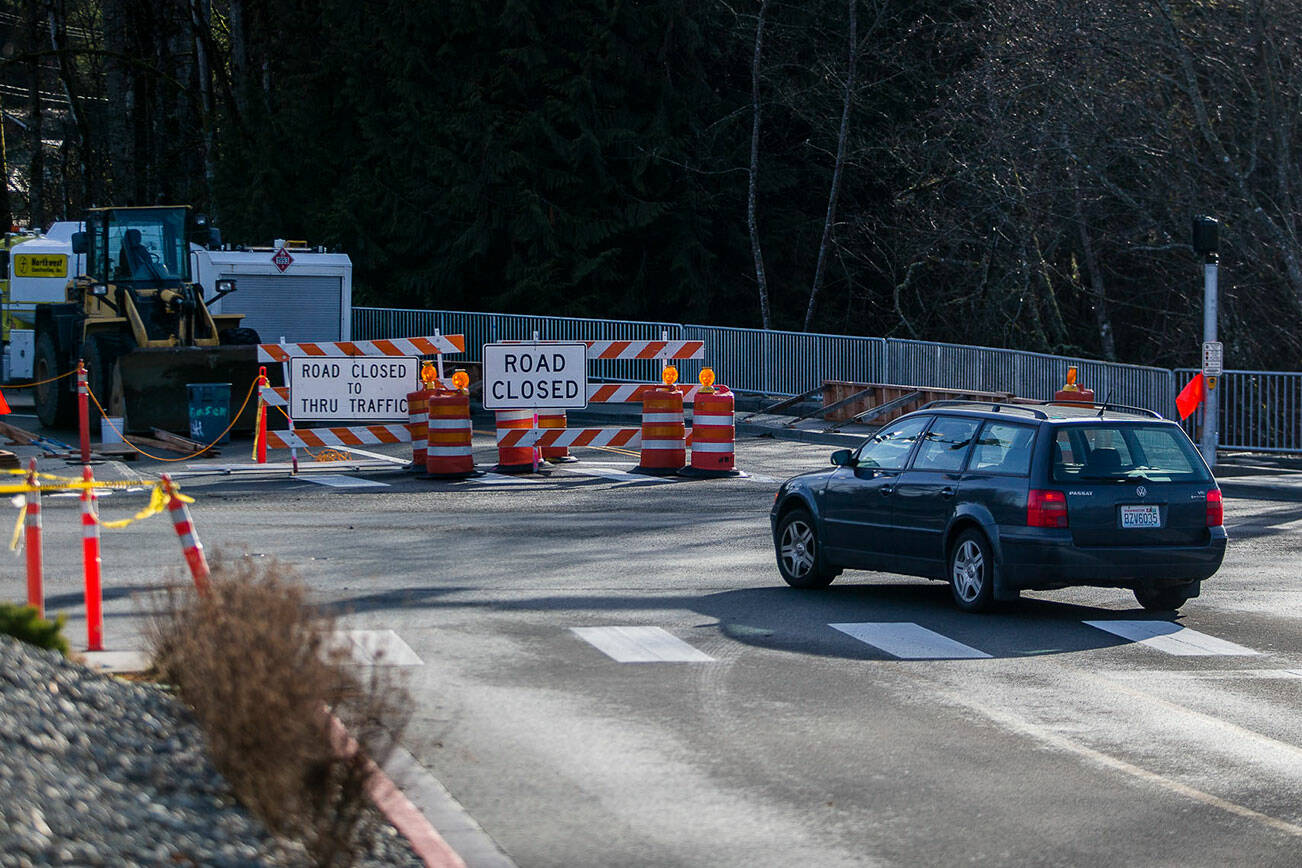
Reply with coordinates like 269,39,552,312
1175,368,1302,454
353,307,1297,453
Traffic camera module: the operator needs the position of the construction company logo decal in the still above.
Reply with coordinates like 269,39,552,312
271,246,294,273
14,254,67,278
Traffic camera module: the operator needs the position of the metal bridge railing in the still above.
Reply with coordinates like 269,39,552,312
1175,369,1302,453
353,307,1300,453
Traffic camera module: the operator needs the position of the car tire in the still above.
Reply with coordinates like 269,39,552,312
949,529,995,613
1134,585,1193,612
775,507,838,589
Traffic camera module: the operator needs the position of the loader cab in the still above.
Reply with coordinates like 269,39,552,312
76,206,192,288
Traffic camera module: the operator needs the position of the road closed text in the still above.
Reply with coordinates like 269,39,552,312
290,355,418,421
482,342,589,410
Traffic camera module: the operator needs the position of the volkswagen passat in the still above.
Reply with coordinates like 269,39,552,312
770,401,1226,612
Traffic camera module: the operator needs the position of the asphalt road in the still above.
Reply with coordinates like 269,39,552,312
11,421,1302,867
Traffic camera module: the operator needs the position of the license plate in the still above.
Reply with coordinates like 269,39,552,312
1120,505,1161,529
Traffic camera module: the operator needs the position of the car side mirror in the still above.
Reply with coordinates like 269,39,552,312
71,231,87,254
830,449,855,467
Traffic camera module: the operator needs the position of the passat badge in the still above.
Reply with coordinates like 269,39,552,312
1136,485,1147,498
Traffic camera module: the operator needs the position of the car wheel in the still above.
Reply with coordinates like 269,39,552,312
1134,585,1192,612
949,529,995,613
775,507,837,589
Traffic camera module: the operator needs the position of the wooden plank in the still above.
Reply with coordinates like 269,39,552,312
829,391,923,431
152,428,220,456
0,420,38,445
785,386,877,427
124,434,194,455
736,385,824,423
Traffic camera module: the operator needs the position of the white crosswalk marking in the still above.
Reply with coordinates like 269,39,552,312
1083,620,1261,656
302,474,390,489
473,471,542,485
830,622,992,659
572,626,714,662
336,630,424,666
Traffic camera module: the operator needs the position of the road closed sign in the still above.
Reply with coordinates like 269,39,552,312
483,342,588,410
290,356,418,421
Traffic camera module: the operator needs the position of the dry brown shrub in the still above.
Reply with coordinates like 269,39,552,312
146,551,411,867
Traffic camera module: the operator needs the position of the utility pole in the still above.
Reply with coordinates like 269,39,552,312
1192,216,1221,468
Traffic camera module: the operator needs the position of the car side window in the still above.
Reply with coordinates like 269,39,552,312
910,416,980,472
854,415,930,470
969,421,1036,475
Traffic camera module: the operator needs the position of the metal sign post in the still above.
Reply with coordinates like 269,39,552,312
1193,216,1220,468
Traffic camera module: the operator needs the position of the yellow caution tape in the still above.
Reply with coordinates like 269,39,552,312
4,474,195,532
9,501,25,552
99,483,173,530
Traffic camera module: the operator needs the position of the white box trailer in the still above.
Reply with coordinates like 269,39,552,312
2,226,353,380
195,242,352,344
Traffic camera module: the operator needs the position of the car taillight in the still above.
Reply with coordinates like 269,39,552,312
1206,489,1223,527
1027,489,1069,528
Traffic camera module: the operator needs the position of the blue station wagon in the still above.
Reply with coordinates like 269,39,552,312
770,401,1227,612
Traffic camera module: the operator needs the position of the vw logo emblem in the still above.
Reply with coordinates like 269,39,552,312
1136,485,1147,498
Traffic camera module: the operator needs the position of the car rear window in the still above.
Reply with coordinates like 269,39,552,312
1051,424,1211,483
969,421,1036,475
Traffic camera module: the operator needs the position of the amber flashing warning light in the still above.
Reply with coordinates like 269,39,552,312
662,365,679,386
699,366,716,393
1054,365,1094,403
451,369,470,391
420,361,437,387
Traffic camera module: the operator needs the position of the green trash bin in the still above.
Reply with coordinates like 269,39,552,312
188,382,232,445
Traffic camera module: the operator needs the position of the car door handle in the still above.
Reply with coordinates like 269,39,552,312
940,486,956,498
880,485,895,495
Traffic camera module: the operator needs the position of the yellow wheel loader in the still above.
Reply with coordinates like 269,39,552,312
32,206,269,434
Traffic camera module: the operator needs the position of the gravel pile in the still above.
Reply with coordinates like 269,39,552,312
0,635,423,867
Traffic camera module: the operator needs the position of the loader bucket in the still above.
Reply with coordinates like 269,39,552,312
116,346,282,435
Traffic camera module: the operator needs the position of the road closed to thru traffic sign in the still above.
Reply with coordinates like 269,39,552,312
291,356,418,421
483,342,588,410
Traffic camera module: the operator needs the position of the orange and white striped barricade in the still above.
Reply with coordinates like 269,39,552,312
584,339,703,362
425,390,477,479
407,389,429,470
24,459,43,618
81,466,104,650
493,409,539,473
682,386,740,477
261,423,411,450
634,387,686,475
496,426,640,451
587,383,703,405
256,333,467,364
537,410,577,462
162,475,211,596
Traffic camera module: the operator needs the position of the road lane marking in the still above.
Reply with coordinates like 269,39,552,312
337,630,424,666
302,474,391,489
473,471,543,485
571,626,714,662
830,622,992,659
1083,620,1261,656
943,689,1302,839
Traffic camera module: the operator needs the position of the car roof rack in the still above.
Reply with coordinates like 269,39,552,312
918,400,1049,420
1041,400,1165,419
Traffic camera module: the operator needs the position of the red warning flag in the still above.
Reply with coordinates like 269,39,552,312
0,389,9,415
1176,372,1205,420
